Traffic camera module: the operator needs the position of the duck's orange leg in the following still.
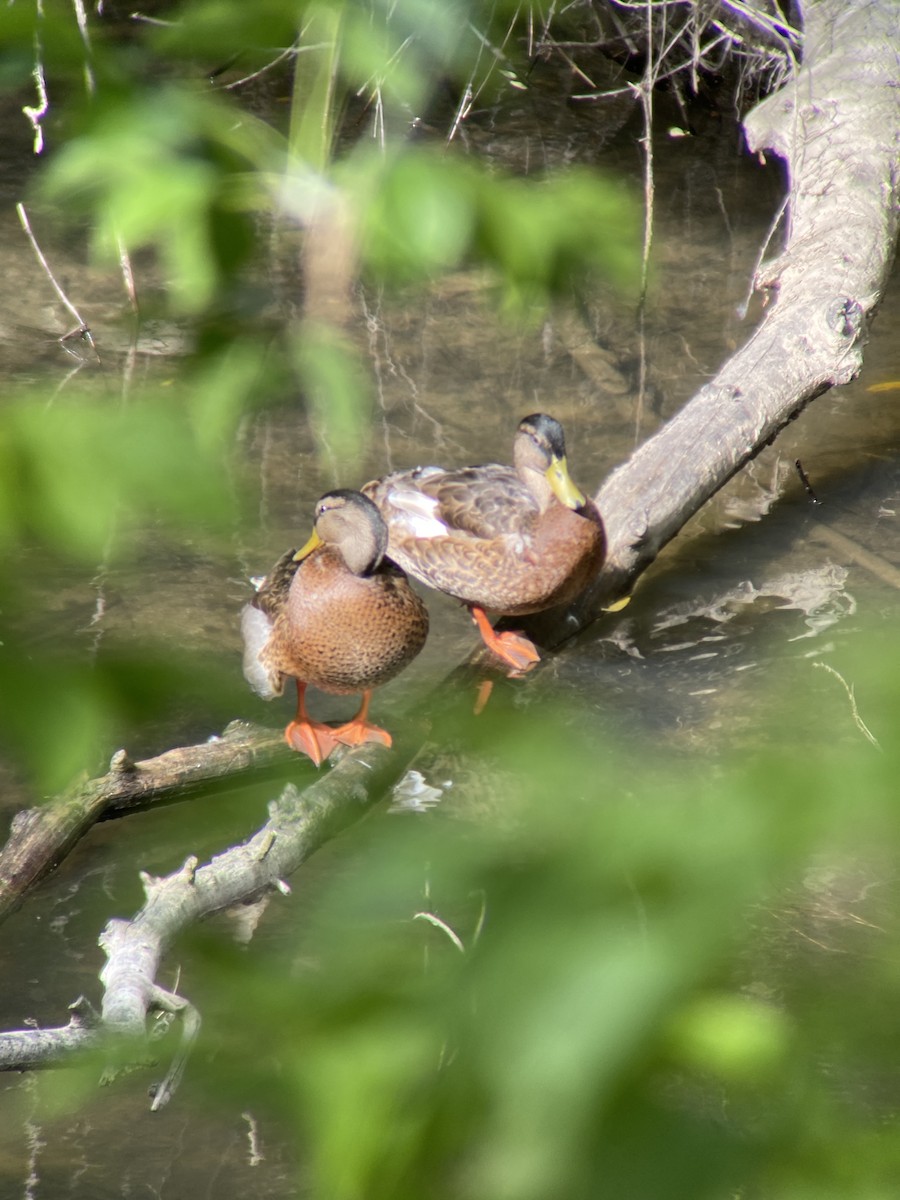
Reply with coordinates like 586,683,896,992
473,678,494,715
284,680,338,767
470,606,540,674
332,691,392,750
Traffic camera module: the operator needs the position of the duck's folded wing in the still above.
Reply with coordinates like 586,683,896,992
377,464,534,540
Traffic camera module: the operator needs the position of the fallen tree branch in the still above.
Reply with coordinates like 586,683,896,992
0,722,292,922
526,0,900,645
0,996,104,1070
0,743,403,1093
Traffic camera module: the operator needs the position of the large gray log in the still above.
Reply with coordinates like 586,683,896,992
528,0,900,640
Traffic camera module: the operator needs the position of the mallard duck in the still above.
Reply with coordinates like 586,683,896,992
241,489,429,766
363,413,604,672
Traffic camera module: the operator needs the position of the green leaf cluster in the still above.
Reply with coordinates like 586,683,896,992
0,346,265,788
5,0,638,320
358,150,637,306
192,662,900,1199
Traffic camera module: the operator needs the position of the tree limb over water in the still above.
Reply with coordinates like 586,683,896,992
0,723,292,922
527,0,900,643
1,0,898,1084
0,747,403,1097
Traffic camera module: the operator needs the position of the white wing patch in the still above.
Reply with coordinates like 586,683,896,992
386,486,449,540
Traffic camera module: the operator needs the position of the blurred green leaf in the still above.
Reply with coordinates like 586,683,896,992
291,322,372,469
42,84,279,313
355,148,478,280
666,992,791,1084
356,149,639,305
477,167,641,308
0,397,237,560
151,0,306,64
184,661,900,1199
0,644,246,793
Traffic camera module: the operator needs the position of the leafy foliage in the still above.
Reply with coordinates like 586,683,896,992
193,666,900,1200
3,3,899,1200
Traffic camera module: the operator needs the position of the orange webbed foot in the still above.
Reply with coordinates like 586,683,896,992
486,630,541,674
332,720,393,750
331,690,393,751
284,718,338,767
470,606,541,675
284,680,338,766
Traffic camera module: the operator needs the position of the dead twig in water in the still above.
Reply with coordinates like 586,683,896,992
22,43,49,155
813,662,882,753
15,202,100,361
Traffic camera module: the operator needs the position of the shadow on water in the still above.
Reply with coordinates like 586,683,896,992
0,42,899,1200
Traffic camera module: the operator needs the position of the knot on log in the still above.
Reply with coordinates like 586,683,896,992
826,296,864,339
109,749,136,774
68,995,101,1028
10,808,41,837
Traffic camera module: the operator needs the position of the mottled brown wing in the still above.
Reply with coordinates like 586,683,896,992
415,464,538,539
252,548,300,620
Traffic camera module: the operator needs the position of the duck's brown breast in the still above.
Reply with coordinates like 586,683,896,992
262,549,429,694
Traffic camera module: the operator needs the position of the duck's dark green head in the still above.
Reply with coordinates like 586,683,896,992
516,413,586,510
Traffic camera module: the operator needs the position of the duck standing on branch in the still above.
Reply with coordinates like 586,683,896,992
364,413,605,673
241,490,429,766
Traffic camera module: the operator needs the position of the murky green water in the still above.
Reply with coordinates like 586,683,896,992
0,42,898,1200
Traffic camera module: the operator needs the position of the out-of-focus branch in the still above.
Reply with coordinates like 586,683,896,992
0,722,292,922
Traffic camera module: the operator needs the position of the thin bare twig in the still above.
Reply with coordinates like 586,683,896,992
115,233,139,314
221,42,300,91
16,203,93,334
72,0,96,92
22,39,49,155
128,11,177,28
448,8,524,144
633,0,658,448
813,663,882,753
413,911,467,953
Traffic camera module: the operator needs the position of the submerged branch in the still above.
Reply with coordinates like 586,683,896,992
0,746,403,1087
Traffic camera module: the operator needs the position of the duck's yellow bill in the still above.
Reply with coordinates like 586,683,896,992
546,455,586,510
294,529,323,562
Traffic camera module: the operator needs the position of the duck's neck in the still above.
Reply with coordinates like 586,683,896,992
517,465,556,514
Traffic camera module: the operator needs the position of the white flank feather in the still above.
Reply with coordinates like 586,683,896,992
240,603,283,699
387,486,448,539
